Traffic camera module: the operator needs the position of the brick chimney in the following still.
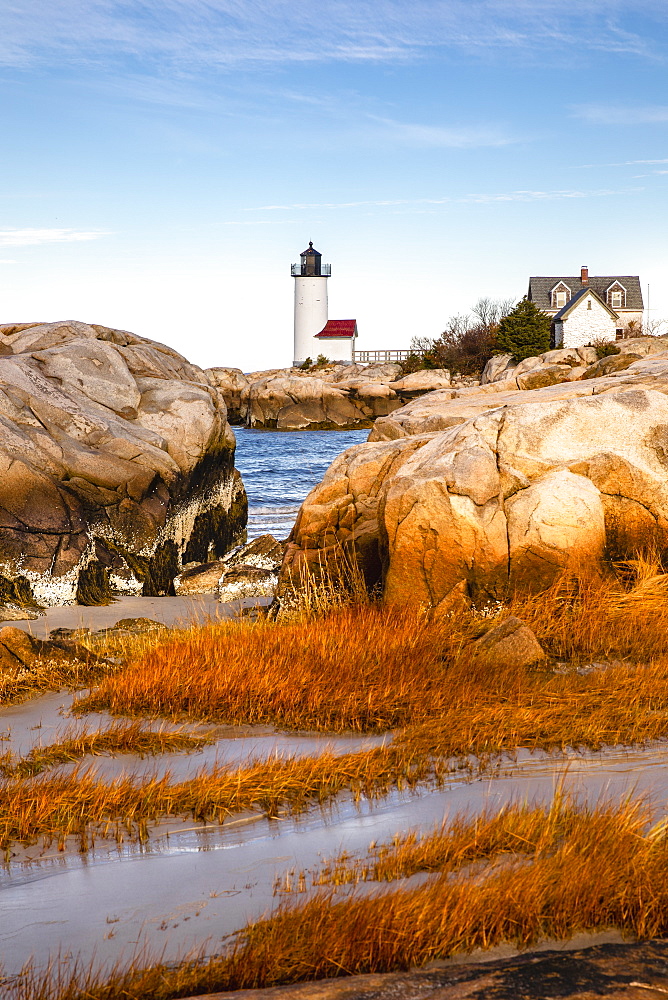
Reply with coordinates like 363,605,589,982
581,266,589,285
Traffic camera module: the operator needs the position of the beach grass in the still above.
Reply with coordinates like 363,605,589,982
0,720,214,779
7,793,668,1000
5,562,668,853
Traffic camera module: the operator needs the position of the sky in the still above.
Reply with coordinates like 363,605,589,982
1,0,668,372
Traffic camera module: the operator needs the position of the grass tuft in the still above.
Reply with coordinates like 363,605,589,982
0,720,213,778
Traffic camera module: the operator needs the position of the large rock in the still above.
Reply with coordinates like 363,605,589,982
174,560,227,595
515,365,573,390
0,321,247,606
581,353,642,379
391,369,451,399
175,534,284,597
218,564,277,601
481,354,515,383
369,348,668,442
470,617,546,669
206,367,250,425
281,435,435,590
245,373,403,430
217,533,284,601
281,382,668,605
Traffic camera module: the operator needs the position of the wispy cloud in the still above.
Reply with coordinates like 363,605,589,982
0,229,110,247
250,188,634,212
573,104,668,125
576,156,668,169
0,0,665,71
367,116,516,149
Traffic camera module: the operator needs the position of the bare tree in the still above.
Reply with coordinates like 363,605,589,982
401,296,516,377
645,317,668,337
471,297,516,329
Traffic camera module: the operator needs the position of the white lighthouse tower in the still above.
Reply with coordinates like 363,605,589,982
292,242,330,366
292,242,357,366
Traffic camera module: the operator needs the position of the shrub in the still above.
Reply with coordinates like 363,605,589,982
298,357,312,370
593,341,621,360
315,354,329,366
399,320,498,377
398,298,514,378
496,298,551,361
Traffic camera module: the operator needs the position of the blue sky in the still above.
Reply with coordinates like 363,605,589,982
1,0,667,371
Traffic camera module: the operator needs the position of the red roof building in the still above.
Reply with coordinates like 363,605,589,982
314,320,358,339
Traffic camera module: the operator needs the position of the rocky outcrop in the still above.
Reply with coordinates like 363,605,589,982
480,338,668,388
370,346,668,442
243,365,406,430
206,363,458,431
281,354,668,605
175,534,284,600
206,367,250,425
0,321,247,606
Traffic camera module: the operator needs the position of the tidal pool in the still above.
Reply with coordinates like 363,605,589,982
0,687,388,779
3,740,668,976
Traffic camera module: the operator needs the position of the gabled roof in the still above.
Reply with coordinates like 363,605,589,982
528,275,643,311
553,288,619,322
315,320,358,338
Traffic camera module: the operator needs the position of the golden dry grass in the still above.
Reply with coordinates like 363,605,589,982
7,794,668,1000
0,652,112,706
76,603,463,731
0,743,438,854
0,720,213,778
4,564,668,855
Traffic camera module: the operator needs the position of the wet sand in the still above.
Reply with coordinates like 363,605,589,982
0,594,272,638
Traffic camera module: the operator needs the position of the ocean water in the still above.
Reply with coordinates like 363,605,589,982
233,427,369,541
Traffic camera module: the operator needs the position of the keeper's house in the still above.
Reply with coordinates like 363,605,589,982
527,266,644,349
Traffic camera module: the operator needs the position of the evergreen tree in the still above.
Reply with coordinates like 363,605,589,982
496,298,551,361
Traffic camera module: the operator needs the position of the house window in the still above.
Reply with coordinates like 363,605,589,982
554,290,567,308
587,299,592,310
610,291,623,310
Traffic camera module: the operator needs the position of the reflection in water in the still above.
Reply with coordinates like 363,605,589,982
3,741,668,975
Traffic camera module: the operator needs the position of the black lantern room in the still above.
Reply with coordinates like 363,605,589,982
301,241,321,276
291,242,332,277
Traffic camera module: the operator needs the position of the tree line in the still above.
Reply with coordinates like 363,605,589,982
401,296,554,377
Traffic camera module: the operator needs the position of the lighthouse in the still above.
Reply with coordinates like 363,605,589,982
291,242,357,366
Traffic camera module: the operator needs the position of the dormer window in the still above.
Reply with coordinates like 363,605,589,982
551,282,571,309
606,282,626,311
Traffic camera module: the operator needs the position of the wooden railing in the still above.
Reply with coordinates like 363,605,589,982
353,349,423,363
